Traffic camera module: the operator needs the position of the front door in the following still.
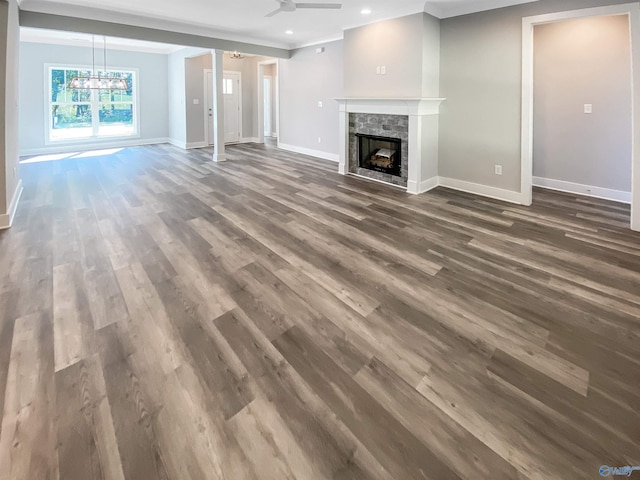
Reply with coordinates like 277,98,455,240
223,72,241,143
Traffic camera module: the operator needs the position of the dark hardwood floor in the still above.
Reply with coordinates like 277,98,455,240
1,142,639,480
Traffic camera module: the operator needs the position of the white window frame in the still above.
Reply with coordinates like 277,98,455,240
45,64,140,145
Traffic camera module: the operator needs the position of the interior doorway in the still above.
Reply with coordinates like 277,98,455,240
257,60,278,144
521,3,640,231
532,15,632,203
263,75,273,138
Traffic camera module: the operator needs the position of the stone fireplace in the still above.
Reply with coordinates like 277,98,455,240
350,115,408,186
336,98,445,194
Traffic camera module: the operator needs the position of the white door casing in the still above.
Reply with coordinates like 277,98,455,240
257,59,279,144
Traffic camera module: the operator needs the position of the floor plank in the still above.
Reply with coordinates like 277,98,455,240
0,143,638,479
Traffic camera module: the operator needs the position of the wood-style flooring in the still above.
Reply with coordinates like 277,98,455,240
1,143,639,480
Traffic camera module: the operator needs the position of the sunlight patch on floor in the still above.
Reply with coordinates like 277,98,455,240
20,148,125,164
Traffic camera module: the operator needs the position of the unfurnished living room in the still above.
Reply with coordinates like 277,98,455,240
0,0,639,478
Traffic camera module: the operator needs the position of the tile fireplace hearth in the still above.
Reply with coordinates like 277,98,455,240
336,98,445,194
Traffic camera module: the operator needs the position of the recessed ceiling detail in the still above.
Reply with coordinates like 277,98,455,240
20,27,183,54
19,0,541,49
424,0,539,18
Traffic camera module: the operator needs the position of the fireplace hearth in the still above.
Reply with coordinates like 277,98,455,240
356,133,401,177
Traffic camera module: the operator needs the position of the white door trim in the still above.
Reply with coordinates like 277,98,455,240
264,75,273,136
257,59,279,145
521,3,640,230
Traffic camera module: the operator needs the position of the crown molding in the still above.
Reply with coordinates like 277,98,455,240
424,0,541,19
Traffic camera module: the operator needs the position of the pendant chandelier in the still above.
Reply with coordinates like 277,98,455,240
68,36,129,90
229,51,244,59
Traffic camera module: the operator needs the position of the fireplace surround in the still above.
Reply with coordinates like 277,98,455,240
350,114,408,186
336,98,445,194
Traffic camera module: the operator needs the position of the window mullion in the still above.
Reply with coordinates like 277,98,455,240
92,89,99,136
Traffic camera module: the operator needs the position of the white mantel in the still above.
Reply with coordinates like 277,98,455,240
335,98,445,194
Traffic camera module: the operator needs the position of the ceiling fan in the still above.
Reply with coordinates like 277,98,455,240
266,0,342,17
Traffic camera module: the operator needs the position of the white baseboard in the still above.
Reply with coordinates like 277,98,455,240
168,138,186,149
277,142,339,163
0,180,23,229
438,176,524,204
185,141,208,149
408,176,439,195
240,137,260,144
20,137,170,156
533,176,631,204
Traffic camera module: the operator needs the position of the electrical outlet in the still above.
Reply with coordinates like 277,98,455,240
584,104,593,114
317,101,323,108
318,137,322,143
193,99,200,105
381,66,386,75
495,165,503,176
376,66,381,75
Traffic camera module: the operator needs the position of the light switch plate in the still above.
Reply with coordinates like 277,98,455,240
193,99,200,105
584,104,593,114
376,66,381,75
317,101,323,108
381,66,386,75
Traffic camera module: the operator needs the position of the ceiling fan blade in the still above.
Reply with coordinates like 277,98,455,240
265,7,284,17
294,3,342,9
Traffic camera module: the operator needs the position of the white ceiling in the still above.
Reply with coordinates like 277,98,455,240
19,0,539,49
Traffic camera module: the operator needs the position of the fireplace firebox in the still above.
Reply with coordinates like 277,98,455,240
356,133,402,177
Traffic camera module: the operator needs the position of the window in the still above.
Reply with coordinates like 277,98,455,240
223,78,233,95
48,67,137,142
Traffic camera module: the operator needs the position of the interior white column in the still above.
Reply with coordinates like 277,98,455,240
212,49,226,162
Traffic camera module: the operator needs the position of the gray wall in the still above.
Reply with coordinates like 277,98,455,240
0,0,19,216
185,53,209,145
278,40,343,156
344,13,433,98
439,0,630,192
533,15,631,192
422,13,441,98
19,42,169,154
